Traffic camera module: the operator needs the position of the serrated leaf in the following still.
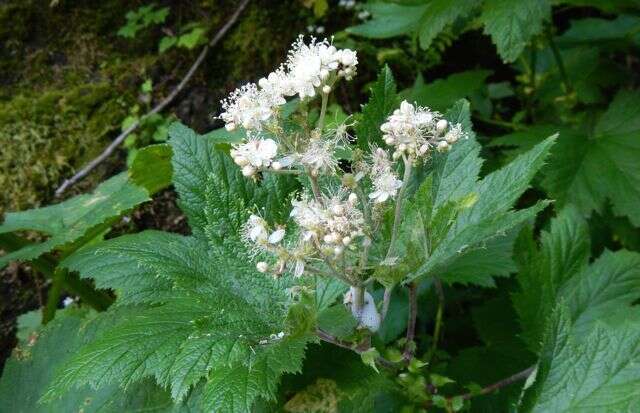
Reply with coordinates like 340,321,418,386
129,144,173,194
408,132,556,285
521,305,640,412
480,0,551,62
355,65,398,149
417,0,481,50
0,173,149,269
543,90,640,225
0,309,179,412
514,205,640,351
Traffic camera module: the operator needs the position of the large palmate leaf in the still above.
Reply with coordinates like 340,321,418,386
0,308,190,413
543,90,640,225
416,0,481,49
521,306,640,412
480,0,551,62
355,65,398,149
395,101,555,286
47,125,309,412
0,172,149,268
346,3,428,40
513,206,640,349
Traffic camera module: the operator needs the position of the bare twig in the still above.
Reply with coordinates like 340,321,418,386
55,0,251,196
402,281,418,361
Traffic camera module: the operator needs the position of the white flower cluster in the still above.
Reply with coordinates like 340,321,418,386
219,36,358,132
380,100,466,159
230,137,279,177
290,192,365,258
369,148,403,203
242,214,286,258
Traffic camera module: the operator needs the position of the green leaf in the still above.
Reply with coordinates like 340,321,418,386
0,308,179,412
514,205,640,350
158,35,177,53
406,70,492,112
317,305,357,339
408,132,556,285
521,305,640,412
202,336,309,412
480,0,551,62
557,15,640,47
177,27,205,49
417,0,481,50
543,90,640,225
346,3,428,39
129,144,173,194
355,65,398,149
0,173,149,269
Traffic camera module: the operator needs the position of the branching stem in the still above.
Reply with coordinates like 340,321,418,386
427,277,445,361
454,366,535,401
546,28,572,94
316,329,398,370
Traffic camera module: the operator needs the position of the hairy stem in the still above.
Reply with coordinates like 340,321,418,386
386,157,413,260
402,282,418,361
308,172,323,204
351,285,365,322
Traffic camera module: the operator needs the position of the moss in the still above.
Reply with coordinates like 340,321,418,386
0,83,131,214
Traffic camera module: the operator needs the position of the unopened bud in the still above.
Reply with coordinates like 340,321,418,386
322,85,331,94
334,246,344,256
437,141,449,152
342,236,351,246
348,192,358,205
436,119,448,132
256,262,269,273
225,123,236,132
271,161,283,170
234,156,249,167
384,136,395,145
341,173,356,188
242,165,256,177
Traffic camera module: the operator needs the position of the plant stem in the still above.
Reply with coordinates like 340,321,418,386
351,285,365,322
42,269,65,324
308,172,323,204
317,90,329,132
546,28,572,95
454,366,535,401
380,285,393,322
385,157,413,260
316,329,398,371
427,277,445,361
402,281,418,361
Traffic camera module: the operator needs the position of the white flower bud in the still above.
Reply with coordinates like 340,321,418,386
334,246,344,256
419,144,430,155
342,236,351,246
348,192,358,205
234,155,249,167
398,143,407,152
392,151,402,160
225,122,236,132
437,141,449,152
436,119,448,132
384,136,395,145
256,262,269,273
322,85,331,94
242,165,256,177
271,161,283,170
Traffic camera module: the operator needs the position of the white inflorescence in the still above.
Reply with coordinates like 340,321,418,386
219,36,357,131
380,100,466,159
290,192,365,258
369,148,403,203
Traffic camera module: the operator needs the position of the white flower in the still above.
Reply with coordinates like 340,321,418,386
220,83,283,131
368,148,403,203
243,214,268,244
231,138,278,169
380,100,463,159
369,173,403,203
268,228,286,244
299,138,339,174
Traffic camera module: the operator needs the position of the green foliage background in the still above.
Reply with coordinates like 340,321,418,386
1,0,640,412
